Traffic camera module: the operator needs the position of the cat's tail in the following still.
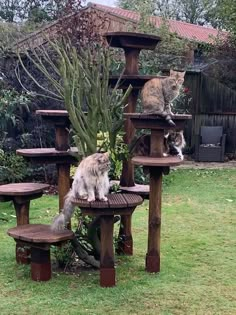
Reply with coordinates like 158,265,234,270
165,114,176,126
51,190,75,231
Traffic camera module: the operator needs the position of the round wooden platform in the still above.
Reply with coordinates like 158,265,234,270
72,194,143,214
124,113,192,130
36,110,69,117
8,224,74,243
132,156,182,167
16,147,79,164
109,75,165,89
120,184,149,198
0,183,49,196
104,32,161,50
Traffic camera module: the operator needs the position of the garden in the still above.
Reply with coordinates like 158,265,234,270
0,1,236,314
0,168,235,314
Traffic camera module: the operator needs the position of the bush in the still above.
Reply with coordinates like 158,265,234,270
0,150,28,183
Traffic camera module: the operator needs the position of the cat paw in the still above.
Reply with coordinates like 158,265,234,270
178,154,184,160
87,197,95,202
168,119,176,126
99,196,108,202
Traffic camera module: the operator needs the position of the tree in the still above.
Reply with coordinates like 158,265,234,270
117,0,218,26
213,0,236,34
0,0,70,23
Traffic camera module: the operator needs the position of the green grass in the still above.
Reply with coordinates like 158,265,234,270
0,169,235,315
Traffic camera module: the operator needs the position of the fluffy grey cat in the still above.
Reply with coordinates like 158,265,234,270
141,70,186,126
51,152,110,231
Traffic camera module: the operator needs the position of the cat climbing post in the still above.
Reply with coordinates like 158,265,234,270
16,110,79,219
105,32,161,255
126,113,191,272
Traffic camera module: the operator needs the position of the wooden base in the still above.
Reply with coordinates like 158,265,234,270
117,214,133,255
16,242,30,264
31,247,51,281
100,268,116,287
146,253,160,273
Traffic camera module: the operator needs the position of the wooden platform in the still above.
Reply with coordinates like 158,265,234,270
72,193,143,287
72,193,143,212
132,156,182,167
109,75,165,89
36,110,69,117
8,224,74,281
104,32,161,50
16,147,79,164
124,113,192,130
8,224,74,244
120,184,149,199
0,183,49,196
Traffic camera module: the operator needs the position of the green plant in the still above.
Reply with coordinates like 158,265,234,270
0,88,30,133
17,40,132,157
0,150,28,183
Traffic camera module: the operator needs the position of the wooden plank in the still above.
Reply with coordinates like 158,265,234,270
7,224,74,243
132,156,182,167
0,183,49,196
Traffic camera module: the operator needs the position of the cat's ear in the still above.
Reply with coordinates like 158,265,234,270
179,130,184,134
169,69,175,76
103,152,109,159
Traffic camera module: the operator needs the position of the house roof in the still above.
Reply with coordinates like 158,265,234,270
12,2,228,52
91,2,228,44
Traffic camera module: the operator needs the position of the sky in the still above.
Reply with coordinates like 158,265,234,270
83,0,116,7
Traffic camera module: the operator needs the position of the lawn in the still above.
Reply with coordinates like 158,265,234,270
0,169,235,315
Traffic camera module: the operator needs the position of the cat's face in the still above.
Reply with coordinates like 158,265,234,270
169,70,186,89
94,152,110,173
167,130,183,147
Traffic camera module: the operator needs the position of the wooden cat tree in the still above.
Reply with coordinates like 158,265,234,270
105,32,191,272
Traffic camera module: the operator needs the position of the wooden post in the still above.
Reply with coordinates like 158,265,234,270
117,214,133,255
13,200,30,264
55,125,70,151
120,90,139,187
124,48,140,74
31,246,51,281
100,215,115,287
146,129,164,272
119,54,139,254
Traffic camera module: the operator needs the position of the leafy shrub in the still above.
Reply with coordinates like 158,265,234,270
0,150,28,183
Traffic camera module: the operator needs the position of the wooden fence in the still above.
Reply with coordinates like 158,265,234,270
184,71,236,154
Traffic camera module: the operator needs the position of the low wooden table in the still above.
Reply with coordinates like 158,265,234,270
0,182,49,263
8,224,74,281
72,193,143,287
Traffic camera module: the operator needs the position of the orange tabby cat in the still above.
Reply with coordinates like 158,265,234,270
141,70,185,126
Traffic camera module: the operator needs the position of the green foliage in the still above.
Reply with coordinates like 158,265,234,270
0,169,235,314
0,150,28,183
17,40,132,157
52,242,74,268
0,88,30,133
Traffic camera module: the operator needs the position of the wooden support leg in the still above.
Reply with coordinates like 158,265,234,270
31,246,51,281
100,215,115,287
117,214,133,255
14,200,30,264
16,242,31,264
146,167,162,273
57,164,71,229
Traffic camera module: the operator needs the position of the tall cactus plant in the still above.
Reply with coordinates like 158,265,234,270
17,39,132,157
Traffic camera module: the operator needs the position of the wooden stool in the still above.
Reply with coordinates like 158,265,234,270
0,183,49,263
7,224,74,281
72,193,143,287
